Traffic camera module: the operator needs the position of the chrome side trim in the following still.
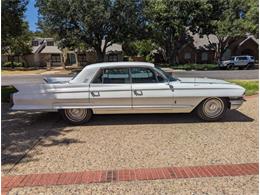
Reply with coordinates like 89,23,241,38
53,105,193,109
174,88,243,90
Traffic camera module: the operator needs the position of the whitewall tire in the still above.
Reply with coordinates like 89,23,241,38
59,109,92,125
196,97,227,121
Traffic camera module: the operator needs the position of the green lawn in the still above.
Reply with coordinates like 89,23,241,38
228,80,259,96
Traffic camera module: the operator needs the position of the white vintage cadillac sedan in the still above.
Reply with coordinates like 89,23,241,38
12,62,245,125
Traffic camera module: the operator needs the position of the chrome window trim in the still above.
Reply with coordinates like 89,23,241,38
90,66,168,85
90,67,131,84
130,66,168,84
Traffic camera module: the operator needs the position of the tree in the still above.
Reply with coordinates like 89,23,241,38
36,0,146,62
2,0,31,58
143,0,212,65
123,39,156,60
243,0,259,38
199,0,258,61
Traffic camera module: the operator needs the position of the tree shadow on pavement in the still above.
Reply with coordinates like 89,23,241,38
1,103,84,174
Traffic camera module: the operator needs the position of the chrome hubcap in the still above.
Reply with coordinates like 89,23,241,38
65,109,87,122
203,98,224,118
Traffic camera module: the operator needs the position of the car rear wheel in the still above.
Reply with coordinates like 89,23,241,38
227,64,234,70
246,63,255,70
196,97,227,121
59,108,92,125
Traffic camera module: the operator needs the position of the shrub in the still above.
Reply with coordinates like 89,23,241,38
172,64,218,70
3,61,23,67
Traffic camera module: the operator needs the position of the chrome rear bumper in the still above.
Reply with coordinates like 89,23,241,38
230,97,246,110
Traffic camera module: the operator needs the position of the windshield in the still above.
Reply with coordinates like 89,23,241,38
154,67,179,81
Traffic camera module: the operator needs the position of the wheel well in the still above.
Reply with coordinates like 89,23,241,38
193,97,231,112
222,97,231,109
58,108,94,114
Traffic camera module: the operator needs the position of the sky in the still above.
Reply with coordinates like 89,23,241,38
25,0,38,32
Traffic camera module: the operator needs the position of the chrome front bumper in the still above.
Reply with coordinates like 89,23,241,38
230,97,246,110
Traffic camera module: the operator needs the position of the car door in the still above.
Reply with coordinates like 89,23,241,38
241,56,249,66
89,67,132,113
131,66,174,112
236,57,246,66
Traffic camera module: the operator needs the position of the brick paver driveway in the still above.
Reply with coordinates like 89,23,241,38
2,96,258,194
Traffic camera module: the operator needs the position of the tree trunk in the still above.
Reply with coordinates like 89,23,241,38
168,47,176,65
10,55,14,69
63,49,69,66
169,52,176,65
215,37,223,65
96,49,105,62
165,40,176,65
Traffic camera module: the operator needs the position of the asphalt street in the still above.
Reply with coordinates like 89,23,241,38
172,69,259,80
1,69,258,86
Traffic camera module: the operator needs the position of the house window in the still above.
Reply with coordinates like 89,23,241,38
184,52,191,59
78,54,87,62
32,41,38,46
201,52,208,61
51,54,61,63
47,41,54,46
108,54,118,62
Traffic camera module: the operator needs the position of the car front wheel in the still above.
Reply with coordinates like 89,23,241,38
59,108,92,125
196,97,227,121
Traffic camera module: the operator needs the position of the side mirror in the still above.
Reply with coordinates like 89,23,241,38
167,82,174,91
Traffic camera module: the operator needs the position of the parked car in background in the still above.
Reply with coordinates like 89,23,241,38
11,62,246,125
219,55,255,70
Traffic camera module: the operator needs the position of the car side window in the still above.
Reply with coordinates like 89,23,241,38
238,57,247,60
131,67,158,83
92,68,130,84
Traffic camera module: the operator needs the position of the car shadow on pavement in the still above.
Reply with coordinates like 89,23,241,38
82,109,254,126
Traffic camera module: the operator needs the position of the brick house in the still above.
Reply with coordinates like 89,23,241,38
177,34,259,64
73,41,123,66
2,38,123,68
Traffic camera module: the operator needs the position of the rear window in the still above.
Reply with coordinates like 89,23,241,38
92,68,130,84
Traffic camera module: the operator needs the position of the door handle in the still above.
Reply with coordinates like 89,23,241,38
134,90,143,96
91,91,100,97
169,84,174,92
